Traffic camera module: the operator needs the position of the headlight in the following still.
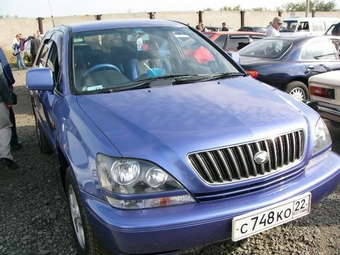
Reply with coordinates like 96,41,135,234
97,154,196,209
313,118,332,155
111,160,140,185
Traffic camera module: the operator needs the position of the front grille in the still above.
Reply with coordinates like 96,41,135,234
188,130,305,184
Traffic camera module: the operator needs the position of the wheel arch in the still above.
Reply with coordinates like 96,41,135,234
285,77,308,89
57,144,69,192
285,79,310,101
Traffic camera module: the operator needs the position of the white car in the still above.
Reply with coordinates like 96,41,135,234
309,70,340,126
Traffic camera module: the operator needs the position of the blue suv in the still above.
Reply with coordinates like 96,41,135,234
26,19,340,255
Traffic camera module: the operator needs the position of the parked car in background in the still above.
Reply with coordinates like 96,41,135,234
204,26,222,31
26,19,340,255
309,70,340,127
238,26,267,33
238,35,340,101
203,31,265,52
281,17,340,36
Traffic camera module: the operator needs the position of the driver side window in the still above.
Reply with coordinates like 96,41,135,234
46,43,61,93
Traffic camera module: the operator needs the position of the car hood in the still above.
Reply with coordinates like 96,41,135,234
77,77,308,161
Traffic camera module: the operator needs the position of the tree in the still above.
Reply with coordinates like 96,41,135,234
220,5,242,11
0,14,18,19
251,7,272,11
281,0,337,12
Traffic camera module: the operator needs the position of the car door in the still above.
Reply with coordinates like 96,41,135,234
32,32,63,150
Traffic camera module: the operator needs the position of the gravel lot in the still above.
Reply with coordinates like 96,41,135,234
0,69,339,255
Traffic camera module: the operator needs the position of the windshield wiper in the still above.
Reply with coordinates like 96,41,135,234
105,73,244,92
174,72,245,83
110,75,206,91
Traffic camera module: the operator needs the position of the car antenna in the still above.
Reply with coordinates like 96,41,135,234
47,0,55,27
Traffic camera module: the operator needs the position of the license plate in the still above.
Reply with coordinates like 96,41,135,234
232,192,311,241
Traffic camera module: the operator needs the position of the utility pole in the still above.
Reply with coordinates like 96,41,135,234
305,0,310,17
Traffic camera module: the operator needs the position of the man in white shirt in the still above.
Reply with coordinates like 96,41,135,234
266,16,283,37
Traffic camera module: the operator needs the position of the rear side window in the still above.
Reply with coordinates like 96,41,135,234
37,42,50,67
226,37,249,51
301,40,337,60
214,35,227,49
311,21,326,32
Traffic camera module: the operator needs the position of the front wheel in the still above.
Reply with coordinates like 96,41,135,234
285,81,309,101
65,167,113,255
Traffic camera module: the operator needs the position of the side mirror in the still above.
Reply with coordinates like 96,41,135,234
26,68,54,91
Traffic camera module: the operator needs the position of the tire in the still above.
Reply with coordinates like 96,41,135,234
35,117,52,154
285,81,309,101
65,167,114,255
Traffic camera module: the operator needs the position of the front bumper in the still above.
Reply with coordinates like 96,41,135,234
82,151,340,255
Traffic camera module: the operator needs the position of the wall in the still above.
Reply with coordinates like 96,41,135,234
1,10,340,62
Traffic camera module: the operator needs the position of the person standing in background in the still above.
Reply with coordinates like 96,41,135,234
196,22,207,32
266,16,283,37
12,34,26,69
36,30,42,41
30,33,41,65
0,47,22,150
222,22,229,31
0,62,19,170
26,37,32,64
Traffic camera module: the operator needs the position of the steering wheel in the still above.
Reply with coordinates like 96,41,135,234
82,64,121,86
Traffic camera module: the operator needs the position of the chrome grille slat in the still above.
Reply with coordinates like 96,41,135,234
291,132,296,162
263,140,271,171
236,146,249,178
245,144,257,176
285,134,291,163
269,138,278,170
226,148,242,180
219,150,233,181
207,151,223,182
188,130,305,184
193,153,214,182
297,131,303,158
278,136,284,167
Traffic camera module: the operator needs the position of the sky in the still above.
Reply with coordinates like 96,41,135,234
2,0,333,18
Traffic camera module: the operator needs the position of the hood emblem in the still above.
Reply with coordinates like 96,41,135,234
254,151,269,165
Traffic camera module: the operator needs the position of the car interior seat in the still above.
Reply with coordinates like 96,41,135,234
265,46,279,58
137,40,172,77
74,45,94,87
111,44,139,80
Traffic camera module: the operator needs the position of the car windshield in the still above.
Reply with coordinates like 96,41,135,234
238,39,292,59
281,21,298,32
71,26,240,94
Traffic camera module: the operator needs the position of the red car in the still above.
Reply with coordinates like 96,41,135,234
203,31,265,52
